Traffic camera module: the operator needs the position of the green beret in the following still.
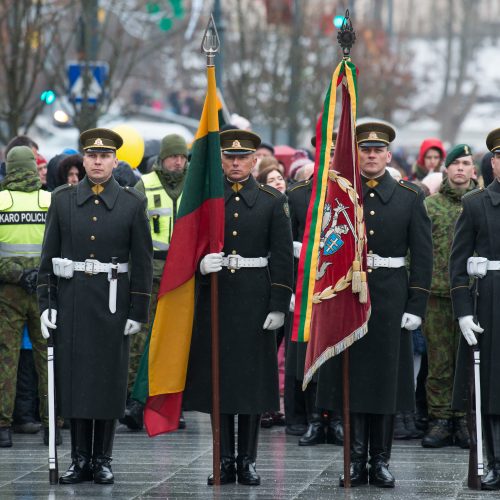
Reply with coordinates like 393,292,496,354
220,129,261,155
159,134,188,160
445,144,473,168
6,146,37,175
80,128,123,152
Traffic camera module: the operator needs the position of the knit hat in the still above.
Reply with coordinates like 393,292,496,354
159,134,188,160
445,144,473,168
5,146,37,175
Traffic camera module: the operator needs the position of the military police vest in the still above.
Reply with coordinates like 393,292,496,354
141,171,182,252
0,189,51,258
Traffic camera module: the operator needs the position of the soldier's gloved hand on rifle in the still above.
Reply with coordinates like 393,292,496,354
401,312,422,331
263,311,285,330
200,252,224,275
293,241,302,259
40,309,57,339
458,315,484,346
19,268,38,294
123,319,141,336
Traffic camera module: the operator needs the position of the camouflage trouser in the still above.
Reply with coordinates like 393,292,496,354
0,284,48,427
127,277,160,394
424,294,465,420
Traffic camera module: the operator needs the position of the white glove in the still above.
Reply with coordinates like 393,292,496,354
124,319,141,336
263,311,285,330
293,241,302,259
40,309,57,339
200,252,224,275
289,293,296,312
401,312,422,331
458,315,484,346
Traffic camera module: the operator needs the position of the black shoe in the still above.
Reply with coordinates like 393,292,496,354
285,424,307,436
421,419,453,448
178,411,186,429
393,412,410,440
120,400,144,431
260,413,273,429
369,460,395,488
299,422,326,446
404,412,424,439
481,465,500,490
339,461,368,487
453,416,470,449
0,427,12,448
13,422,41,434
326,419,344,445
271,412,286,426
93,457,114,484
59,457,93,484
43,426,62,446
237,457,260,486
207,458,236,485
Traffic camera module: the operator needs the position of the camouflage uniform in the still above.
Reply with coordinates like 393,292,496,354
424,178,476,419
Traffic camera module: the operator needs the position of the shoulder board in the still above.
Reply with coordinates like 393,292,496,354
462,187,484,200
51,183,74,197
123,185,146,201
258,184,280,197
0,190,13,211
397,179,419,194
287,179,311,193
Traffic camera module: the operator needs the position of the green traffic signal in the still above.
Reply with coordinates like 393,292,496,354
40,90,56,105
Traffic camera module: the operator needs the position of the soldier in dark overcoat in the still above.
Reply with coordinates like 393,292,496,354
37,128,153,485
183,129,293,486
316,122,433,488
449,127,500,490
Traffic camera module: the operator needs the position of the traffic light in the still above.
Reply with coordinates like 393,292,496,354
333,15,345,29
40,90,56,105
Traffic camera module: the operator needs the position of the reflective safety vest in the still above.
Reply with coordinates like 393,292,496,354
141,171,182,252
0,190,51,258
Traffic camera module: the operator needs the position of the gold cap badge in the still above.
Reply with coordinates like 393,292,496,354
232,140,241,148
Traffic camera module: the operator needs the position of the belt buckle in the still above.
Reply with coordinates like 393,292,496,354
227,255,240,270
367,255,374,268
84,259,99,275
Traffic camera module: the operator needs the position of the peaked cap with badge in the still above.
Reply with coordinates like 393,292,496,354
444,144,473,168
356,122,396,148
310,131,337,150
80,128,123,153
220,129,261,155
486,127,500,154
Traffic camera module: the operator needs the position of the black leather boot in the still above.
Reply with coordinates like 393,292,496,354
0,427,12,448
237,414,261,486
339,413,368,487
208,414,236,485
92,419,116,484
326,410,344,445
368,414,395,488
299,382,325,446
453,416,470,449
482,415,500,490
421,418,453,448
59,419,93,484
120,399,144,431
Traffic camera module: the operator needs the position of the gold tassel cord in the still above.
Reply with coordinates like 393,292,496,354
352,260,361,293
359,271,368,304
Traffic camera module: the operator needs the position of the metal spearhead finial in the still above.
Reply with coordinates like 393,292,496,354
337,9,356,59
201,13,220,66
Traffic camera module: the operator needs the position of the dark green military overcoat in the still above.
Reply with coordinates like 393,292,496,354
183,176,294,414
317,171,433,414
450,180,500,414
37,177,153,419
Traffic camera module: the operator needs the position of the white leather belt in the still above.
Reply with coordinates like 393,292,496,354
487,261,500,271
221,255,268,271
73,260,129,275
367,254,405,269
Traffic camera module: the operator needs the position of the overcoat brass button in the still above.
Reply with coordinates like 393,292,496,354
90,235,96,240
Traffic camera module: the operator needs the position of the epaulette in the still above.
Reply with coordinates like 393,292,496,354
123,185,146,201
287,179,311,193
258,183,280,197
397,179,419,194
51,183,74,197
462,187,484,199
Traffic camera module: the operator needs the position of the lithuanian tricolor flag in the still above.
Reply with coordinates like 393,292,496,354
133,65,224,437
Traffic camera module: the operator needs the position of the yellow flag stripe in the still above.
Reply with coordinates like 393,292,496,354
194,66,218,141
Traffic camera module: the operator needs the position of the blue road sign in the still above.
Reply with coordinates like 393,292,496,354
67,61,109,104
